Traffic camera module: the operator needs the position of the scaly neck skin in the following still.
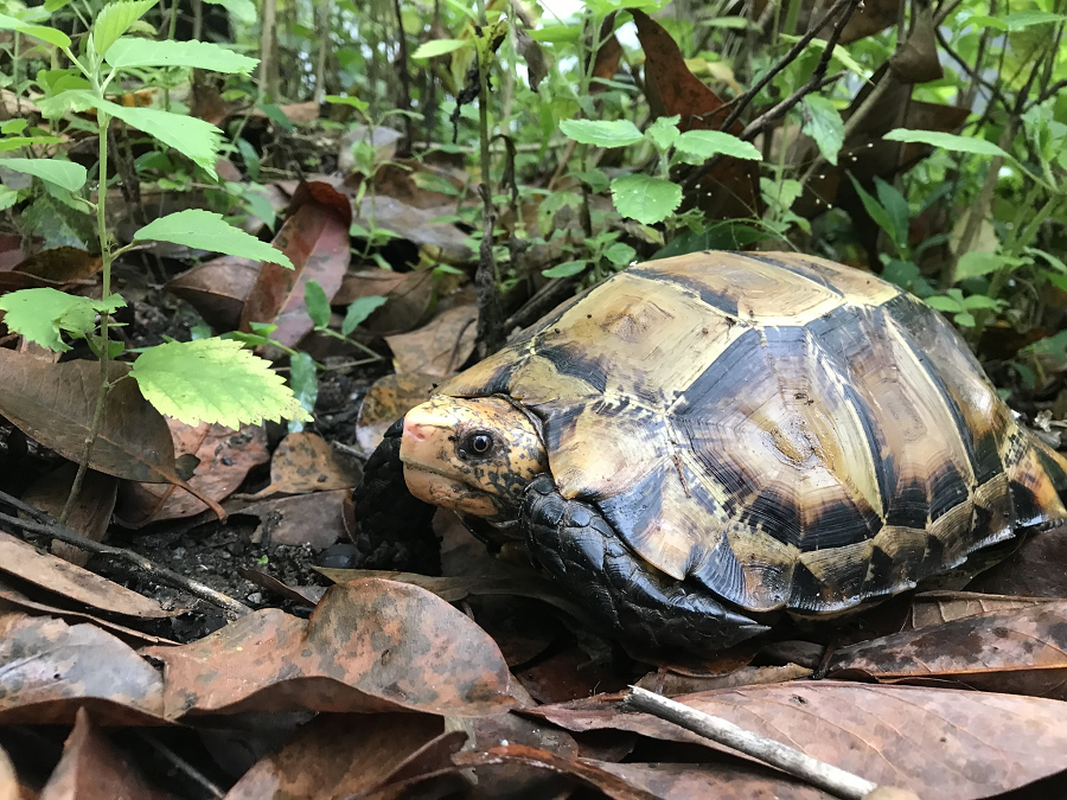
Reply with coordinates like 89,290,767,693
399,395,548,521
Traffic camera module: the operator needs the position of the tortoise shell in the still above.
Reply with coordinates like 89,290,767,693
436,251,1067,615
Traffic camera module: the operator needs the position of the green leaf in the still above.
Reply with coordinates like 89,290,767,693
0,289,125,351
884,129,1010,160
528,24,582,44
801,95,844,166
130,338,312,428
92,0,158,57
955,251,1022,280
0,13,71,47
0,157,86,191
965,14,1008,30
304,280,331,328
646,116,680,152
925,295,964,313
288,351,318,431
39,91,222,178
134,209,294,268
961,294,1001,310
603,241,636,266
954,311,976,327
846,174,900,251
0,187,17,212
341,296,388,335
611,174,682,225
1002,11,1067,29
105,38,259,73
874,177,909,248
674,130,761,162
412,39,467,59
559,119,644,148
542,260,589,278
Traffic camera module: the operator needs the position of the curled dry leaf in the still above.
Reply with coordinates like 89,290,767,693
0,612,166,725
531,682,1067,799
142,578,518,720
40,707,174,800
117,420,269,528
828,600,1067,699
385,304,478,377
167,255,261,332
240,180,353,347
355,372,438,456
0,531,171,619
250,431,361,496
223,713,462,800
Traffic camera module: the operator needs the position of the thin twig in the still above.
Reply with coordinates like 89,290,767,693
624,686,886,800
0,490,251,617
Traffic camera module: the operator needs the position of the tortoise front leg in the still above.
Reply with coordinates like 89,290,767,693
351,418,441,574
522,474,769,655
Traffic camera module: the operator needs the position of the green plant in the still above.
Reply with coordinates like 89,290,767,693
0,2,311,512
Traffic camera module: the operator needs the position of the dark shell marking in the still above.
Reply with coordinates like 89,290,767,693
438,251,1067,615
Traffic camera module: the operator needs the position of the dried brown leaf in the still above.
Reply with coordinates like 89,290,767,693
238,489,350,548
385,304,477,377
142,579,518,719
167,255,260,332
0,531,171,618
0,612,166,725
22,463,117,565
252,431,360,496
39,708,174,800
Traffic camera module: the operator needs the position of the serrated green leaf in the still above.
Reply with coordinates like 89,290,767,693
0,288,124,351
884,129,1010,160
0,157,86,191
542,260,589,278
92,0,158,57
611,174,682,225
341,296,388,335
801,95,844,166
130,338,311,428
412,38,467,59
105,37,258,73
646,116,680,152
674,130,761,162
304,280,331,328
0,13,71,47
559,119,644,148
134,209,294,268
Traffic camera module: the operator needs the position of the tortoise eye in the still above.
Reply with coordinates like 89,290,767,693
460,431,494,459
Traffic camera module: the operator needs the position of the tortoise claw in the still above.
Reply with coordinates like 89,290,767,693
522,474,769,654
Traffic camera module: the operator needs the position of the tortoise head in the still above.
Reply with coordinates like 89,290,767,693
399,395,548,521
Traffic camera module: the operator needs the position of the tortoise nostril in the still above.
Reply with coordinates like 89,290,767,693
403,418,429,442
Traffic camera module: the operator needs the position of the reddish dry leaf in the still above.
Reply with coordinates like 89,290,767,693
0,353,221,516
21,463,117,565
967,529,1067,598
238,489,350,548
533,682,1067,798
39,708,173,800
385,304,477,377
354,269,435,336
453,744,659,800
590,16,622,92
753,0,902,43
142,579,518,719
251,431,361,496
167,255,260,332
0,612,166,725
0,574,177,645
223,713,461,800
0,531,171,619
591,760,831,800
0,746,14,800
335,268,409,306
116,420,269,528
354,372,438,455
14,246,101,282
354,196,472,266
908,591,1054,629
240,181,352,347
629,10,759,219
828,600,1067,699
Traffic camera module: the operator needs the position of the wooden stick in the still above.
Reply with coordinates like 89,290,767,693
625,685,882,800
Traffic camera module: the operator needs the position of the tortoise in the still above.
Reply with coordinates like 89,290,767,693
353,251,1067,654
